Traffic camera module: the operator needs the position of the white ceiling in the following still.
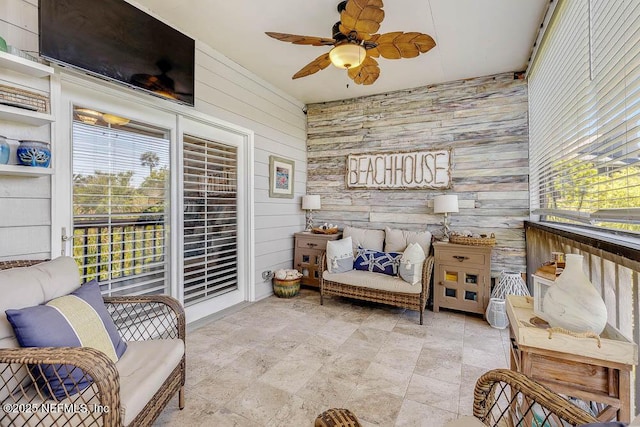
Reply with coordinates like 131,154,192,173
132,0,549,105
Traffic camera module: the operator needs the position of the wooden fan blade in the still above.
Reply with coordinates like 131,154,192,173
265,32,336,46
347,56,380,85
340,0,385,41
367,32,436,59
292,52,332,79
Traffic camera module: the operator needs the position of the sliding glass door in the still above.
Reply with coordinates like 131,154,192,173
71,109,171,295
179,117,250,320
183,134,238,304
56,78,253,323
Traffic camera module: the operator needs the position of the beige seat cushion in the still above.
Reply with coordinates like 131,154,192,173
0,257,81,403
343,226,385,255
0,257,80,346
443,416,485,427
323,269,422,294
384,227,432,254
117,339,184,425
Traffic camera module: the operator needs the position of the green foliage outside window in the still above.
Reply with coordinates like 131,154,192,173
73,168,169,281
542,160,640,233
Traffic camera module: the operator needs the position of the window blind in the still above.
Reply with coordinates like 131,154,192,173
183,135,238,306
72,119,170,296
529,0,640,232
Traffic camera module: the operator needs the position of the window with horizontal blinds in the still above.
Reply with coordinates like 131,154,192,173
529,0,640,232
183,134,238,306
72,115,170,296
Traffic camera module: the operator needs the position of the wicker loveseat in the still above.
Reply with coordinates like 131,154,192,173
0,257,185,427
320,226,435,325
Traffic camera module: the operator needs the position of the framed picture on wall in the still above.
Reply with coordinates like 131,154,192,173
269,155,295,198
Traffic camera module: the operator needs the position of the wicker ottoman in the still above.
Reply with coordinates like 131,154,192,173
315,408,361,427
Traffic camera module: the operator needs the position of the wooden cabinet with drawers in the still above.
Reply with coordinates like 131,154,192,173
507,295,637,423
294,232,342,287
433,242,492,315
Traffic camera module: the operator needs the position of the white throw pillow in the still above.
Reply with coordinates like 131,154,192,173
384,227,432,255
399,243,426,285
326,236,354,273
343,226,385,255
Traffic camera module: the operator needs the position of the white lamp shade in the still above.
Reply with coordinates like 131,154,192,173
329,43,366,69
433,195,459,214
302,195,321,210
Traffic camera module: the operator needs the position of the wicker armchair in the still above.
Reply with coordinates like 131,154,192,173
319,253,435,324
0,258,186,427
471,369,599,426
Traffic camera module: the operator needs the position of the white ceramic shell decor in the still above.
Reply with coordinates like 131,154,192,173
542,254,608,334
274,269,303,280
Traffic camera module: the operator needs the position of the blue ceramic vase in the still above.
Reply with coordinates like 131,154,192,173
0,136,9,164
17,140,51,168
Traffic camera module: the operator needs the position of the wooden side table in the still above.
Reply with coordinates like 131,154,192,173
506,295,638,423
294,231,342,287
433,242,492,315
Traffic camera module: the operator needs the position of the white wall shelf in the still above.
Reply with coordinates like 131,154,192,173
0,51,53,78
0,164,53,177
0,104,54,125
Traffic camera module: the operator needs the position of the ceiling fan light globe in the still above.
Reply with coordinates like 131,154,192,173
102,114,130,126
329,44,366,69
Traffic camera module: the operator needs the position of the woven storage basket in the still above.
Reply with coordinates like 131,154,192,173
311,227,339,235
450,233,496,246
0,84,49,113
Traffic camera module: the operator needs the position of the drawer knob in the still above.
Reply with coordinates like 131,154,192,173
307,243,318,247
453,255,469,262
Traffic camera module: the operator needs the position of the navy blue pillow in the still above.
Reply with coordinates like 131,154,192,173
354,247,402,276
5,279,127,399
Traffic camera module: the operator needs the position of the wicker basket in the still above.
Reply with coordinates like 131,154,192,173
0,84,49,113
450,233,496,246
311,227,339,235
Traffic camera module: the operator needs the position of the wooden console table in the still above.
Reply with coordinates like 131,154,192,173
506,295,638,423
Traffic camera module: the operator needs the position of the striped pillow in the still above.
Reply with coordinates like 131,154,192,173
5,279,127,399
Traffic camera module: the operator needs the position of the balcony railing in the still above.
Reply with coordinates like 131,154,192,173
73,217,166,296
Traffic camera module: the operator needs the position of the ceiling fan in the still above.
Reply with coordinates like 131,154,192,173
266,0,436,85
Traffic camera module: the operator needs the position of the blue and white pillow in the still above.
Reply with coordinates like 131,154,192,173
5,279,127,399
354,247,402,276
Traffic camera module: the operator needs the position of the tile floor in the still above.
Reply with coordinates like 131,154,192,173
156,289,510,427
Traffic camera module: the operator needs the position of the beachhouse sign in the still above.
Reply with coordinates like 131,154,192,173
346,149,451,189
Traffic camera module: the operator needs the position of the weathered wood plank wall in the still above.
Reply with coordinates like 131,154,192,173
306,72,529,276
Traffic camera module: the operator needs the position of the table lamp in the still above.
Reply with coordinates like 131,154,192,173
302,195,321,231
433,194,458,241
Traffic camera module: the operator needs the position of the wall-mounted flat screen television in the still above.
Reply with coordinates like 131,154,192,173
39,0,195,106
